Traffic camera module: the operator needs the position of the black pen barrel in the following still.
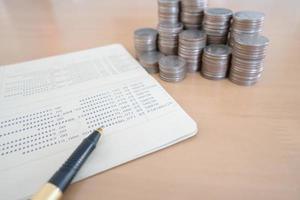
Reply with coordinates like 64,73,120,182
49,131,101,192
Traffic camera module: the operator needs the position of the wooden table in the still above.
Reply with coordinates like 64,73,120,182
1,0,299,199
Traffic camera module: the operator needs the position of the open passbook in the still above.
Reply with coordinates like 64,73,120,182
0,44,197,200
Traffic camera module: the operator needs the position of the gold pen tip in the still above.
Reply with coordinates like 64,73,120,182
96,127,104,134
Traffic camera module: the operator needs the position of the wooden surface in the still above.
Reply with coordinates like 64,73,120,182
1,0,300,199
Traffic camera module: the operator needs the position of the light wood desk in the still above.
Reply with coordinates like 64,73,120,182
0,0,299,199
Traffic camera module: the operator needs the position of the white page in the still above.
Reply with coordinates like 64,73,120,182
0,44,197,200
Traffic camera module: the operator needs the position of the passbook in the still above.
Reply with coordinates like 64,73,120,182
0,44,197,200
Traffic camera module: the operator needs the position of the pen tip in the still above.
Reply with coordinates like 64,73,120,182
96,127,104,134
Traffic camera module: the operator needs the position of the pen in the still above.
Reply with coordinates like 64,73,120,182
31,128,103,200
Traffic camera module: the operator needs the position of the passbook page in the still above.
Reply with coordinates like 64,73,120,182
0,44,197,200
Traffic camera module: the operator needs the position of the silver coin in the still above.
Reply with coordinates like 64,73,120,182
159,6,179,13
204,8,233,17
229,35,269,86
158,0,180,24
234,35,269,47
134,28,158,39
180,0,207,27
158,21,183,31
179,30,206,41
204,44,231,57
134,28,158,57
229,74,261,86
178,30,206,72
139,51,163,65
203,7,232,45
230,11,265,47
159,55,186,69
234,11,265,22
181,0,207,7
158,0,180,6
159,55,187,82
159,46,178,55
201,44,231,80
144,66,159,74
158,22,183,55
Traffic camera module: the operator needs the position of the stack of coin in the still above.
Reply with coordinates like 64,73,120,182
203,8,233,45
229,11,265,46
181,0,208,29
178,30,207,73
134,28,158,58
158,0,180,24
201,44,231,80
159,55,187,82
158,22,183,55
229,35,269,86
139,51,163,74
